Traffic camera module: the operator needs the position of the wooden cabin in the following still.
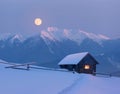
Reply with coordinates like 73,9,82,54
58,52,99,74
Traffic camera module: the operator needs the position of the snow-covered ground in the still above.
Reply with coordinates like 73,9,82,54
0,63,120,94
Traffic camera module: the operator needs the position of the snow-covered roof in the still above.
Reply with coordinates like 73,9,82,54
58,52,89,65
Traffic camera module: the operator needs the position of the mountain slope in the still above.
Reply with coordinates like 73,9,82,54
0,63,120,94
0,27,119,73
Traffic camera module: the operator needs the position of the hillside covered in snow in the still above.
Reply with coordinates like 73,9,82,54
0,62,120,94
0,27,120,73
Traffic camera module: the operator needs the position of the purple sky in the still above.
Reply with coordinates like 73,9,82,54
0,0,120,38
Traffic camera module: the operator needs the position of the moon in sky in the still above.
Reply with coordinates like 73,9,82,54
34,18,42,26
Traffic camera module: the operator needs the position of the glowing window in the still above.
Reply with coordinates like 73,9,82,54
84,65,90,70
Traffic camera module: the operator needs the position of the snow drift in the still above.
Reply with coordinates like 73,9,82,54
0,62,120,94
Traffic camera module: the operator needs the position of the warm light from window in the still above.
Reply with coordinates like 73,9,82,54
84,65,90,69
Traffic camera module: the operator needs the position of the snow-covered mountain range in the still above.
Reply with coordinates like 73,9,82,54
40,27,110,45
0,27,120,73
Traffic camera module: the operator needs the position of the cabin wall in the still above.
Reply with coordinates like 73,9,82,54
60,63,96,74
59,65,75,71
74,58,97,74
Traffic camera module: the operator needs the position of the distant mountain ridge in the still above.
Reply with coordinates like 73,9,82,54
0,27,120,73
40,27,110,45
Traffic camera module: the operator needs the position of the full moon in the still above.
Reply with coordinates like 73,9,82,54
34,18,42,26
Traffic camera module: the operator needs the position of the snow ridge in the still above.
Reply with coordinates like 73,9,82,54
0,27,110,45
40,27,110,45
59,77,82,94
10,34,24,43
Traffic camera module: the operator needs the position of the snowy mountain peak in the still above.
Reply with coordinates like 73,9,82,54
10,34,24,43
79,30,110,40
41,27,67,42
98,34,110,40
12,34,22,40
40,31,56,41
0,27,111,46
40,27,110,45
47,27,58,32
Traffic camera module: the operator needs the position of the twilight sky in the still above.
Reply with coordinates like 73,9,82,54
0,0,120,38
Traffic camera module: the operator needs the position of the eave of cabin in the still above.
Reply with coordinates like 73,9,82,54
58,52,99,66
58,52,89,65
